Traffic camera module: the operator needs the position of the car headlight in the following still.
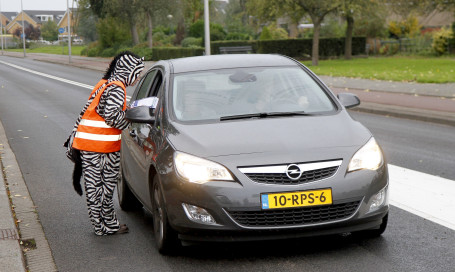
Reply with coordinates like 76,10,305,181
348,138,383,172
174,151,234,183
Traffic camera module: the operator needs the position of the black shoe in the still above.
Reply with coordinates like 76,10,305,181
116,224,129,234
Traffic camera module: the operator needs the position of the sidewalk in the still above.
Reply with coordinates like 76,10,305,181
0,51,454,271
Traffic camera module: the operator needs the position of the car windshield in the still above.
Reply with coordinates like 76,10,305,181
171,66,336,122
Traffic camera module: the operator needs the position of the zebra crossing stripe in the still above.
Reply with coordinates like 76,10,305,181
388,164,455,230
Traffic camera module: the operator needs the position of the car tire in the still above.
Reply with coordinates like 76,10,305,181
118,164,142,211
354,212,388,238
152,176,181,255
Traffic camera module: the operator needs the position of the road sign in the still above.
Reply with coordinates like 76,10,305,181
58,28,65,34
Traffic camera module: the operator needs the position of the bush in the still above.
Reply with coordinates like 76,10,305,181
259,25,288,40
189,20,227,41
87,47,102,57
152,32,175,47
80,47,88,56
101,48,116,57
181,37,202,48
432,28,453,55
130,47,153,61
226,32,251,40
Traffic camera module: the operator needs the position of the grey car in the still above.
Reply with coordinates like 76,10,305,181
119,54,389,254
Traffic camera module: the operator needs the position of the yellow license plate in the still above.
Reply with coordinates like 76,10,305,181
261,188,332,209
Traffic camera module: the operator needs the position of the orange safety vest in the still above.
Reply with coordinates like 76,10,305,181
73,81,126,153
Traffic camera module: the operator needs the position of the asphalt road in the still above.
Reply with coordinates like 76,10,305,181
0,56,454,272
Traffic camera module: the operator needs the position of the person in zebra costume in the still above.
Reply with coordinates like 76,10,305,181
71,51,144,235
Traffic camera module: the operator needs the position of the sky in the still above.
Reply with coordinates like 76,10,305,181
0,0,77,12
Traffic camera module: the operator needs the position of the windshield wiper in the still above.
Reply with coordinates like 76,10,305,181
220,111,311,121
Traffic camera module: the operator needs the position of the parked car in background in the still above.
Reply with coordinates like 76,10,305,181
119,54,389,254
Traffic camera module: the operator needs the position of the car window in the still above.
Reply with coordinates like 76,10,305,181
149,71,163,97
134,70,157,101
171,67,336,121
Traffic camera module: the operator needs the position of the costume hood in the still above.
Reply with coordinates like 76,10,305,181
110,53,145,87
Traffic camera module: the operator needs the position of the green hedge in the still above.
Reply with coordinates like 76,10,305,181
81,45,204,61
210,40,259,55
82,37,366,60
151,47,204,61
449,38,455,54
211,37,367,58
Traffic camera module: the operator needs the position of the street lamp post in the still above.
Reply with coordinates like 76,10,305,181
21,0,26,57
204,0,210,55
167,14,173,35
67,0,71,63
0,0,4,55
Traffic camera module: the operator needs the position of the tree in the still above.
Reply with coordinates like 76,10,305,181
14,25,40,40
292,0,342,65
76,0,98,42
41,20,59,41
97,16,132,48
340,0,382,59
247,0,341,65
140,0,180,48
26,25,41,40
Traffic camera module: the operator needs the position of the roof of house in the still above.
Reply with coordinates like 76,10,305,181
6,20,33,32
0,12,18,22
23,10,66,24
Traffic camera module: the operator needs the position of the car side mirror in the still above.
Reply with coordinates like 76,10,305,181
337,93,360,109
125,106,155,124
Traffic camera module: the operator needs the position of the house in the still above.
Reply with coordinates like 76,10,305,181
5,10,40,35
0,11,17,28
57,8,77,41
2,9,77,40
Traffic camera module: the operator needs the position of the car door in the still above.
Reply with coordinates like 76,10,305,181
122,70,157,201
125,69,164,204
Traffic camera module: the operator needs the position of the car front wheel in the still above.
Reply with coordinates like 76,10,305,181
152,176,180,254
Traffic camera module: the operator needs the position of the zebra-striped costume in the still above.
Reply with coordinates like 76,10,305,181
73,52,144,235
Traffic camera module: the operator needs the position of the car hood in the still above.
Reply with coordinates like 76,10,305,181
166,111,371,163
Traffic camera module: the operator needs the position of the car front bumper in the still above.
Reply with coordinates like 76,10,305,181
159,161,389,242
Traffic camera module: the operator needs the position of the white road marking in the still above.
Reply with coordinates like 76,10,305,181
1,59,453,230
0,60,132,101
389,164,455,230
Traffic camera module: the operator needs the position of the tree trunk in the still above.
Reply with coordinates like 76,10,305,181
345,15,354,60
147,11,153,48
174,18,185,46
131,22,139,45
312,18,321,66
289,22,298,38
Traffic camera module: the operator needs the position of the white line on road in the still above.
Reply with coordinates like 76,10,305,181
0,60,132,101
2,59,454,230
388,165,455,230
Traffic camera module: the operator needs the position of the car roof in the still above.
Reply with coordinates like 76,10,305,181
168,54,299,74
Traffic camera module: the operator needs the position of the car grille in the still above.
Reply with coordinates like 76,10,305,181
227,201,360,227
245,166,339,185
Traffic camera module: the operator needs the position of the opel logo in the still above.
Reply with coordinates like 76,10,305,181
286,164,302,180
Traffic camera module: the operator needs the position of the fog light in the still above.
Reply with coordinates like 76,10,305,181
369,186,388,212
182,203,217,225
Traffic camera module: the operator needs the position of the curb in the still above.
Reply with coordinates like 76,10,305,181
0,121,58,272
0,151,26,272
351,102,455,127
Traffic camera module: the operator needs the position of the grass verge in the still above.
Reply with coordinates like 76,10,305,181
4,45,85,56
303,56,455,83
